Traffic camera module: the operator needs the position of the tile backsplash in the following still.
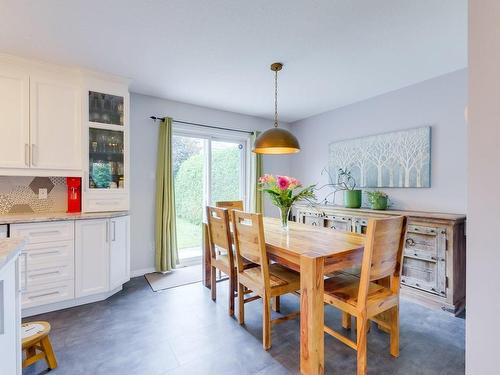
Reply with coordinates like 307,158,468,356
0,177,67,214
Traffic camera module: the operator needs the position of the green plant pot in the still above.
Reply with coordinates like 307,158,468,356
344,190,362,208
370,196,388,210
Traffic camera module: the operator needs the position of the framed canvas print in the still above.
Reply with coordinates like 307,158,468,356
328,126,431,188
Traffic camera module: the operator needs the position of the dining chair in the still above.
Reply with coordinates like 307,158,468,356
323,216,407,375
216,200,244,223
231,210,300,350
206,206,257,316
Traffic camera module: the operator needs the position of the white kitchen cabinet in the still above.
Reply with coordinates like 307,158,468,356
30,72,81,171
0,56,82,176
0,256,21,375
75,219,110,298
0,62,30,169
83,77,130,212
109,215,130,290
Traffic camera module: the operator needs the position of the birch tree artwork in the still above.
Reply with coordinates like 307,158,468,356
328,126,431,188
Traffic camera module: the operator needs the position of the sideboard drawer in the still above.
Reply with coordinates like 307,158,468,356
11,221,74,244
325,215,351,232
21,280,74,309
404,225,439,261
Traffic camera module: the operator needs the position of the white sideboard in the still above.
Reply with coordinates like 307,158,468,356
10,214,130,317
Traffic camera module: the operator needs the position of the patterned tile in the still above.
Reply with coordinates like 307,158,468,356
0,177,67,214
29,177,55,194
50,177,66,186
9,204,34,213
0,194,13,215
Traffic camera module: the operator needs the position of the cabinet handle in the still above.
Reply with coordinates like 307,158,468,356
112,221,116,242
24,144,29,166
29,270,60,279
106,221,109,242
28,291,60,300
31,144,37,166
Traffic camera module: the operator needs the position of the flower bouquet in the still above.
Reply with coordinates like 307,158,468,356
258,174,316,230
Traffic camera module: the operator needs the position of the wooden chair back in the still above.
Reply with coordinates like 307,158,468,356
358,216,408,304
206,206,233,263
216,200,244,223
231,210,270,287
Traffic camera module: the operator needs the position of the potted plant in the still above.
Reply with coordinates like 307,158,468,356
366,190,389,210
259,174,316,230
336,169,362,208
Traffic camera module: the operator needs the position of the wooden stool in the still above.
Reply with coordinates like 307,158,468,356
22,321,58,370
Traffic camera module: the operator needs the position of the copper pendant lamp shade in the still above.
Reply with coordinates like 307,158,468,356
253,63,300,154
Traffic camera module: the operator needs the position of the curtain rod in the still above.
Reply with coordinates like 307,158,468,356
150,116,253,135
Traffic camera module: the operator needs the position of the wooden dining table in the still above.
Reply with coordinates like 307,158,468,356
203,217,366,375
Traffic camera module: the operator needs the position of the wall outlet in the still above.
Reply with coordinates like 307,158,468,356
38,188,48,199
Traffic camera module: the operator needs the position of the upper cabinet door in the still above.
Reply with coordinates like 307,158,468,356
30,73,81,170
0,64,29,168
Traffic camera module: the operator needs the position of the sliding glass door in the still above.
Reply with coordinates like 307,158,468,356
173,131,247,264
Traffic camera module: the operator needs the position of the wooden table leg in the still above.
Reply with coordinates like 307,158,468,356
202,223,211,289
300,253,325,375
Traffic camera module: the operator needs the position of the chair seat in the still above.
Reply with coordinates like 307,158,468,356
213,254,255,273
324,273,395,309
240,263,300,295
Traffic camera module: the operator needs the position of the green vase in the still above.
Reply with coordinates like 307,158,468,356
370,196,388,210
344,190,362,208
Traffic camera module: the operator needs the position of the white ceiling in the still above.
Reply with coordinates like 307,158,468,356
0,1,467,122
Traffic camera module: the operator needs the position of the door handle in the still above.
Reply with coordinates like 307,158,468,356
106,221,109,242
24,144,29,166
20,252,28,292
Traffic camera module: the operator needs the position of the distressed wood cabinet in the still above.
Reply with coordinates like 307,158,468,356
295,204,466,315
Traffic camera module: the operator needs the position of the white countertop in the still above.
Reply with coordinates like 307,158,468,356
0,211,129,225
0,237,24,271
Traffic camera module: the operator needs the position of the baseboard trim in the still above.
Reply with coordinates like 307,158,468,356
22,286,123,318
130,267,155,278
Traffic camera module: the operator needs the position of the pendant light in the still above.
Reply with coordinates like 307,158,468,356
253,62,300,154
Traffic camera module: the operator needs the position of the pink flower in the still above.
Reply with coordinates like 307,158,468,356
276,176,290,190
259,174,275,184
288,177,301,189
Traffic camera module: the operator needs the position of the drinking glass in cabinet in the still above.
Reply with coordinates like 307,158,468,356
89,91,124,126
89,128,124,190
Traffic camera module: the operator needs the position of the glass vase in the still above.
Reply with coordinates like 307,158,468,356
279,206,292,231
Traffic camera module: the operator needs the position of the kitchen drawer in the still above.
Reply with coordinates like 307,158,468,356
11,221,74,243
21,262,74,290
20,240,74,267
21,280,74,309
85,196,128,212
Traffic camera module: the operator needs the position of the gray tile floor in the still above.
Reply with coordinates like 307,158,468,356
23,277,465,375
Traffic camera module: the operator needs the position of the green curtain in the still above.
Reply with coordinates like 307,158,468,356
250,131,264,213
155,117,179,272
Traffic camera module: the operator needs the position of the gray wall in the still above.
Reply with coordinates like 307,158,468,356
467,1,500,373
289,69,467,213
129,93,290,275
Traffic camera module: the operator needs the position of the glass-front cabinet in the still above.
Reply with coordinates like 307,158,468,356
83,80,129,212
88,128,124,189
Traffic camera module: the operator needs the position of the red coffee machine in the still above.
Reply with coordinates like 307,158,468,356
66,177,81,213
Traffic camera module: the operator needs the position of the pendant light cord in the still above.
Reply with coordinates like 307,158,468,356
274,69,279,128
